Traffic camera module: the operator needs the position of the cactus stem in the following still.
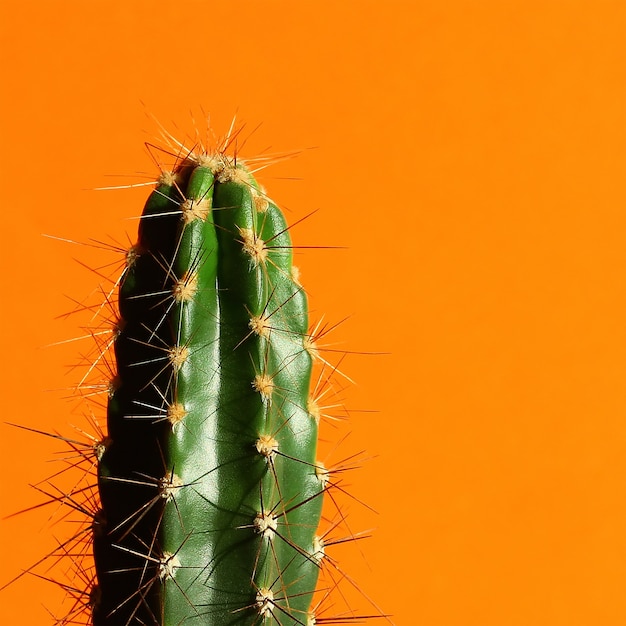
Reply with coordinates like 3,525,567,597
2,122,389,625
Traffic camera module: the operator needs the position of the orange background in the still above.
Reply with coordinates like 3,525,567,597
1,1,626,624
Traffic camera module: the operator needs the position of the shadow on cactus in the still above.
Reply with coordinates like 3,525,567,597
2,121,389,625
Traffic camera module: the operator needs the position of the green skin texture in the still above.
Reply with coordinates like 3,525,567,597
93,159,323,625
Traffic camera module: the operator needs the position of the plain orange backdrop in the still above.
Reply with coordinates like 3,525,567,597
1,1,626,625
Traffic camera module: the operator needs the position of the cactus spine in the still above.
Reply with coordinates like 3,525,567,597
94,148,323,625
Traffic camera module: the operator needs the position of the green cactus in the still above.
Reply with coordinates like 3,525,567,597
1,126,388,626
92,149,325,625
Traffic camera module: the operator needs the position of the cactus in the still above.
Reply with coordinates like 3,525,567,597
2,125,386,626
91,145,326,625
